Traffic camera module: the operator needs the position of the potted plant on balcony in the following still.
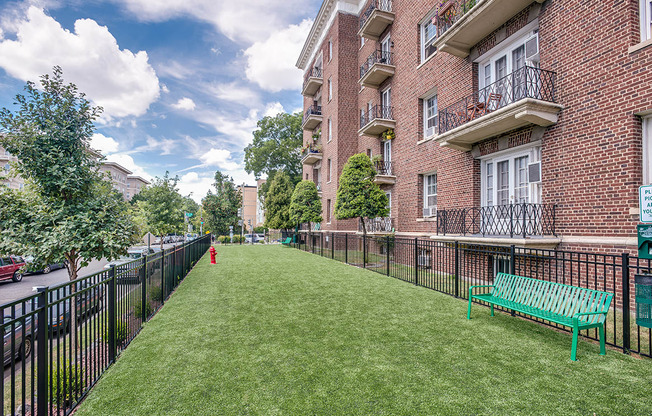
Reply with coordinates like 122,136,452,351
381,128,395,141
371,154,383,165
312,128,321,141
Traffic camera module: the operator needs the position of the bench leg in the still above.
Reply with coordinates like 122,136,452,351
490,304,494,317
599,325,606,356
467,297,472,320
571,328,579,361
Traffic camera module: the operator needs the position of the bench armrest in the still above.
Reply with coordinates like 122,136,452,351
573,310,609,318
469,285,494,295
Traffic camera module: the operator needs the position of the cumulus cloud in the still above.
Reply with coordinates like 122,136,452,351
172,97,196,111
199,148,240,171
263,102,285,118
0,7,160,119
112,0,308,44
244,19,312,92
178,171,214,202
91,133,119,154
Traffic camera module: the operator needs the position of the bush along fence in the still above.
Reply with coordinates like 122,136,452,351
292,231,652,360
1,234,212,416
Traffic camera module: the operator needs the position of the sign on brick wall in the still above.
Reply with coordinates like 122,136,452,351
640,185,652,223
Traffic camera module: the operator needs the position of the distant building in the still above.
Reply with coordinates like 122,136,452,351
238,179,267,231
100,161,131,198
126,176,150,200
0,146,25,191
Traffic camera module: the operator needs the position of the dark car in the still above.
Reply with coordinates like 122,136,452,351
47,280,104,333
24,256,67,274
0,256,26,283
3,315,33,366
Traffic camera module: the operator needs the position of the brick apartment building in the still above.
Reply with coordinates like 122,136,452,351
297,0,652,252
237,179,267,231
0,146,25,190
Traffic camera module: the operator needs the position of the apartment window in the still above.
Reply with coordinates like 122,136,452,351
360,36,365,48
644,116,652,184
423,94,438,138
481,146,541,207
423,173,437,217
328,77,332,101
420,9,438,62
327,158,332,182
642,0,652,41
328,117,332,142
327,199,331,223
328,40,333,61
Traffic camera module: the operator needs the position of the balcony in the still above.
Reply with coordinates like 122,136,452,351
436,203,556,238
434,0,544,58
302,67,323,97
358,0,395,40
437,66,562,151
373,160,396,185
359,217,394,234
301,145,322,165
359,105,395,136
302,105,323,131
360,50,395,89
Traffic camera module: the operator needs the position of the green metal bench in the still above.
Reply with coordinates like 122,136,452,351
468,272,613,361
281,237,292,246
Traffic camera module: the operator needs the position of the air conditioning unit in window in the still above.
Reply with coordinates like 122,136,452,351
418,254,431,269
528,161,541,184
423,207,437,218
525,33,539,62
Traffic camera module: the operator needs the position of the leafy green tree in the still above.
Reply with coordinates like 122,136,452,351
264,171,294,230
181,195,200,232
334,153,389,236
289,180,322,231
244,112,303,202
136,172,184,247
202,171,241,236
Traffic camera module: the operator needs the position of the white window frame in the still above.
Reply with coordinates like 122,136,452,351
420,8,438,63
328,77,332,101
423,93,438,138
642,0,652,41
381,87,391,109
360,36,365,48
643,116,652,184
381,33,391,56
327,158,332,183
328,117,332,142
480,145,541,207
328,39,333,62
423,173,437,216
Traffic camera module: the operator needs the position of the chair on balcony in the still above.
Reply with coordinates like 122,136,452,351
485,93,502,112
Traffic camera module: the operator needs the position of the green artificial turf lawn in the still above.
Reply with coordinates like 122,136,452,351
77,245,652,416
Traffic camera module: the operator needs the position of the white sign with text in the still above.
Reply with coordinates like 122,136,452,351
640,185,652,223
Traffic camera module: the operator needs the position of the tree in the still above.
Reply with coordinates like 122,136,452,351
136,172,184,248
244,112,303,202
0,67,135,329
181,196,200,232
334,153,389,236
264,171,294,230
289,180,322,231
202,171,241,236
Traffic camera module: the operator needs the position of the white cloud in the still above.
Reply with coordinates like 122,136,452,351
104,153,153,181
0,7,160,119
178,171,213,202
263,102,285,118
244,19,312,92
113,0,308,44
172,97,196,111
193,109,259,146
207,82,260,106
91,133,119,154
198,148,240,171
157,60,194,80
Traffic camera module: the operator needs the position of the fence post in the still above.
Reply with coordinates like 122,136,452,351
108,265,117,362
36,286,48,415
454,241,460,298
345,233,349,264
171,245,176,289
386,235,391,276
320,232,323,257
332,232,335,259
414,237,419,286
363,235,367,269
182,243,186,278
510,245,516,316
161,248,166,301
141,256,148,321
510,205,514,238
622,253,631,354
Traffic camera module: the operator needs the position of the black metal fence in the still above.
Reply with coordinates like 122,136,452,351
360,50,394,79
436,203,557,237
438,66,557,134
1,235,212,415
359,0,393,30
292,231,652,360
360,105,394,129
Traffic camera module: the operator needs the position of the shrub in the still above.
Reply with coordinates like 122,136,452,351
217,235,226,244
133,300,153,318
149,285,163,302
104,319,129,344
233,235,245,243
49,362,83,407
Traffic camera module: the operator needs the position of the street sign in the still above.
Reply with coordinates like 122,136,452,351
185,212,193,218
640,185,652,223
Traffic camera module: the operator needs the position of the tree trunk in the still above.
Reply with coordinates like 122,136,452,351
64,251,79,347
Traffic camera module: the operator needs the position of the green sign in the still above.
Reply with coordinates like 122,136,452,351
185,212,193,218
637,224,652,259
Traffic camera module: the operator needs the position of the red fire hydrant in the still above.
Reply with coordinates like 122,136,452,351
209,246,217,264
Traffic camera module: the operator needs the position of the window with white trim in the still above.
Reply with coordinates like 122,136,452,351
420,9,438,62
642,0,652,41
423,94,438,138
328,40,333,61
481,146,541,207
423,173,437,217
328,77,332,101
328,117,332,142
643,116,652,184
327,158,332,183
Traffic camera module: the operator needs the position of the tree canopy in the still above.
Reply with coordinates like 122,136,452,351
264,171,294,230
136,172,184,245
334,153,388,235
202,171,241,236
0,66,135,280
290,180,323,228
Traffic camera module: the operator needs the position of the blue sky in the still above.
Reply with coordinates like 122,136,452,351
0,0,322,201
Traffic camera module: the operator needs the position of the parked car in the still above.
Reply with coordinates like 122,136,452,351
23,255,67,274
47,280,104,333
244,234,264,243
0,255,26,282
3,314,33,366
103,247,159,283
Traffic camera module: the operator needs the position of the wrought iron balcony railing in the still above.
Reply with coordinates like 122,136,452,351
436,203,557,238
303,105,322,122
360,50,394,79
359,217,394,233
374,160,392,176
359,0,393,30
436,0,478,37
301,144,322,159
438,66,557,134
303,67,322,89
360,105,394,129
